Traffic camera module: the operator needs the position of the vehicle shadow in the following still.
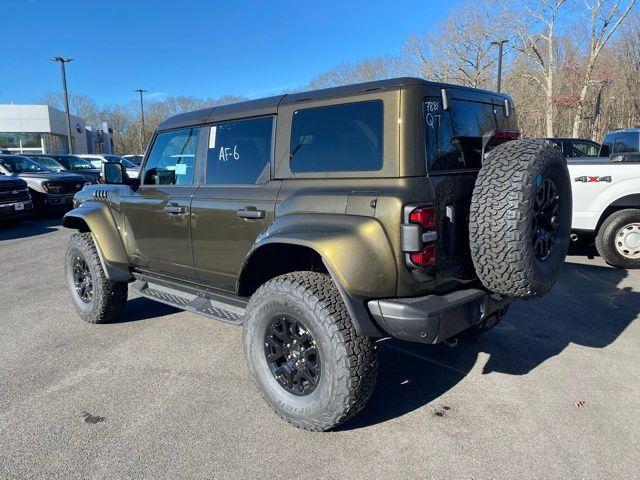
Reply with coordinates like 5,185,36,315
0,216,62,241
115,296,181,323
341,261,639,430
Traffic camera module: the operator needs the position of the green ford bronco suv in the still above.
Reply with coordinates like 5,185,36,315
62,78,572,431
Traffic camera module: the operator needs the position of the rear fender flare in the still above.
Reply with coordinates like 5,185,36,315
238,214,398,336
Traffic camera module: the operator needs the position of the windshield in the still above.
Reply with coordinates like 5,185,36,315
66,155,95,170
0,156,47,173
105,155,137,168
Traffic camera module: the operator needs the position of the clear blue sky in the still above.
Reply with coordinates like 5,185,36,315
2,0,454,106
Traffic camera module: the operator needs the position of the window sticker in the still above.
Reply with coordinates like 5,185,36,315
209,126,217,149
174,163,187,175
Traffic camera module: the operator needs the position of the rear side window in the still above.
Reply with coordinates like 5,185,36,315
143,128,200,185
290,101,383,173
613,132,640,154
425,98,513,172
569,141,599,157
206,117,273,185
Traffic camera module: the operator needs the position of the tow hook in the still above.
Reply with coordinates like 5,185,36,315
443,337,458,348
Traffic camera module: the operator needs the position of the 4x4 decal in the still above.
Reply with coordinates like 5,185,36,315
574,175,612,183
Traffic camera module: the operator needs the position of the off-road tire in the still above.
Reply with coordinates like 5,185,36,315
243,271,377,431
470,139,572,299
65,232,128,323
595,209,640,269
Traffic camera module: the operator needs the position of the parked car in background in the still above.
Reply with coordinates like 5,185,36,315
599,127,640,159
26,154,101,184
546,138,601,158
0,175,32,222
79,154,140,179
0,154,87,215
567,127,640,269
123,154,144,166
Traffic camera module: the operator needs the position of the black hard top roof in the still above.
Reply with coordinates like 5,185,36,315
157,77,510,131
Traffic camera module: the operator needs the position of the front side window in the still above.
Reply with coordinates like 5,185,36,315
206,117,273,185
143,128,200,185
290,101,383,173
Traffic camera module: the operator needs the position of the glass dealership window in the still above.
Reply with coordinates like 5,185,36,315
0,132,43,149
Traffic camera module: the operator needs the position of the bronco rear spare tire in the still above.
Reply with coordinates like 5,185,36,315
469,139,571,299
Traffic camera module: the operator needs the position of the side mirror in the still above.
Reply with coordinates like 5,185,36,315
102,161,125,184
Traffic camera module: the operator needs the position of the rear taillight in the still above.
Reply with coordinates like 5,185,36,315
402,205,437,268
491,129,522,141
410,244,436,268
409,207,436,230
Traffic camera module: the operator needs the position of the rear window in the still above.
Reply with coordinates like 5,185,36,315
425,98,513,172
290,101,383,173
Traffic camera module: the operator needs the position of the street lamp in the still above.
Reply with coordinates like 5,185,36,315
51,57,74,153
490,40,509,93
134,88,148,152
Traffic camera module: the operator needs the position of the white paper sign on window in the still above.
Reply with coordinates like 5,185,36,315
208,126,217,149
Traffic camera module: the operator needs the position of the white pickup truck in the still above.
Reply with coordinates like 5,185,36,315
568,142,640,269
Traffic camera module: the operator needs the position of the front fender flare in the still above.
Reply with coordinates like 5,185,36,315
62,201,132,281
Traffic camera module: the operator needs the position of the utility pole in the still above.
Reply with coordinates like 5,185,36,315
134,89,148,152
491,40,509,93
51,57,74,153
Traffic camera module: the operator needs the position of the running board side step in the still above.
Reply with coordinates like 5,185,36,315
131,279,245,325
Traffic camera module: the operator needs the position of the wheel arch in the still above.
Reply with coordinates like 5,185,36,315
63,202,132,282
237,214,396,337
595,194,640,233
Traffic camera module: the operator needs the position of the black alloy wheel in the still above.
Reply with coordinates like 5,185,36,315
72,255,94,303
264,315,321,395
532,177,560,261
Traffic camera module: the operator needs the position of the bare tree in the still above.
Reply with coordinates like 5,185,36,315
571,0,637,137
405,2,511,89
308,56,413,89
508,0,569,137
40,91,99,127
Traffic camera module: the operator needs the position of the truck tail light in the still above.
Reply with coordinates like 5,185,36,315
409,206,436,229
410,244,436,267
403,205,437,269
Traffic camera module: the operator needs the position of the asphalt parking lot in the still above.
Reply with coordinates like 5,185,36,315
1,218,639,479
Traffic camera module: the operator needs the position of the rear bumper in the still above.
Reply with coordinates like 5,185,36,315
367,288,513,344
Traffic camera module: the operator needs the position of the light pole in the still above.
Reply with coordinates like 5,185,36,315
51,57,74,153
491,40,509,93
134,88,148,152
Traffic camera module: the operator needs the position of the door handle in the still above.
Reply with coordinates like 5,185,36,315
164,205,186,214
237,208,265,219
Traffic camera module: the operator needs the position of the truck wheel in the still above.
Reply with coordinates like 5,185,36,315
595,209,640,269
470,139,572,299
65,232,128,323
243,271,377,431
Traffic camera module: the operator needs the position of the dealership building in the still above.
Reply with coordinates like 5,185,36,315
0,104,90,155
